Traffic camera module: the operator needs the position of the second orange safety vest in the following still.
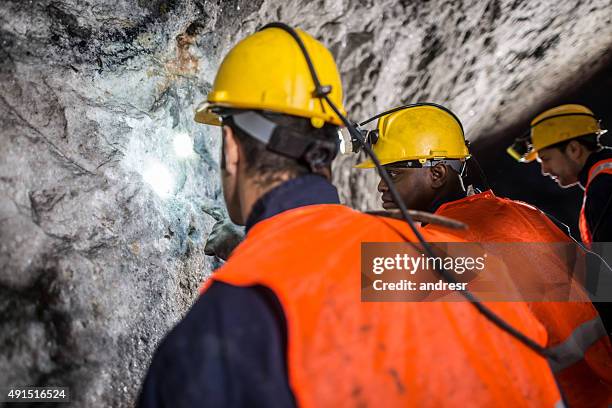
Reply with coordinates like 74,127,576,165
202,204,563,407
427,190,612,408
579,158,612,247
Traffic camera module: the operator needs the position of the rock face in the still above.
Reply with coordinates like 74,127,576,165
0,0,610,406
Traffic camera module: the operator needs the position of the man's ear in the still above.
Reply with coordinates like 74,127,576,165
430,163,448,189
222,125,240,175
565,139,584,161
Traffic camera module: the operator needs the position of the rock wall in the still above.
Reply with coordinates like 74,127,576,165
1,0,611,406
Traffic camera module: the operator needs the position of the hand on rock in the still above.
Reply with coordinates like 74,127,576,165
204,219,245,261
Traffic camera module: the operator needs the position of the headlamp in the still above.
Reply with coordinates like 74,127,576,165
506,134,532,162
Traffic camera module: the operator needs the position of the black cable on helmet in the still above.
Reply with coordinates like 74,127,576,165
359,102,465,137
261,22,333,116
258,22,550,358
467,153,491,192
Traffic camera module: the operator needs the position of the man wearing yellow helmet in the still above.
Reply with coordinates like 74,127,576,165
357,103,612,407
355,103,471,214
508,104,612,246
138,26,566,408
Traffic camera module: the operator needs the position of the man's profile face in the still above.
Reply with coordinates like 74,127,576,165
377,166,433,211
537,146,580,187
221,126,244,224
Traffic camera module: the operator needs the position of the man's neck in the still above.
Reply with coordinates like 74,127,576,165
578,147,612,187
577,151,591,174
243,174,340,232
429,183,467,214
240,177,290,224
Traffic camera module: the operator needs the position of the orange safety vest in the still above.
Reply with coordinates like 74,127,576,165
201,204,562,407
579,158,612,247
427,190,612,408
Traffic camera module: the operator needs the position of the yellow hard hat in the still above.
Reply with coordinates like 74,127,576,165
520,104,605,162
194,25,345,128
356,104,470,168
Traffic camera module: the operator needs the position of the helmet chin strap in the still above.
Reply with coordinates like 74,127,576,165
458,165,467,192
232,111,276,145
230,110,338,171
457,159,479,194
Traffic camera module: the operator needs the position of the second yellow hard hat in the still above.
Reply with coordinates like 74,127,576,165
356,104,469,168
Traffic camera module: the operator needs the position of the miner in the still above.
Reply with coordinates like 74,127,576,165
510,104,612,246
137,24,564,407
356,103,612,407
508,103,612,338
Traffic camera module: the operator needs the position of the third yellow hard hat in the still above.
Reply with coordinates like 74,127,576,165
356,104,469,168
522,104,605,162
194,26,345,128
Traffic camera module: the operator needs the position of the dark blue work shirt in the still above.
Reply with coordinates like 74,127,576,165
137,174,340,408
579,147,612,243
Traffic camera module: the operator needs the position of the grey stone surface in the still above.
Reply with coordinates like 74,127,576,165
0,1,257,406
0,0,611,406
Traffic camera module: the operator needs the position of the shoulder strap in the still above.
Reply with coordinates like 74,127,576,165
586,159,612,188
584,159,612,240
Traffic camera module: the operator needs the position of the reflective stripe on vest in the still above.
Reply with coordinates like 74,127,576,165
544,317,608,373
579,158,612,246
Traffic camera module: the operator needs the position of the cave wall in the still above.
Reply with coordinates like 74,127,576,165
0,1,259,406
1,0,611,406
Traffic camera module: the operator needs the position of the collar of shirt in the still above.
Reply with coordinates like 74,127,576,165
428,189,468,214
245,174,341,232
578,147,612,187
